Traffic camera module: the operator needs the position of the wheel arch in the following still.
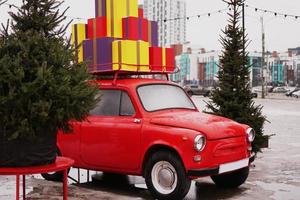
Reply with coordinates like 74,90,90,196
141,144,185,177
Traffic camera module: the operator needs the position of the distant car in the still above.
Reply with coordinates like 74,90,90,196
183,84,211,97
251,92,258,98
286,88,300,97
253,86,274,93
252,87,262,93
272,87,289,93
292,90,300,98
267,86,275,93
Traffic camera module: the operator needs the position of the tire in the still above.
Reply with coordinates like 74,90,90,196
211,167,249,188
41,148,67,182
144,151,191,200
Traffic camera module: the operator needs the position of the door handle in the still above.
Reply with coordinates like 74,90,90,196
134,119,142,124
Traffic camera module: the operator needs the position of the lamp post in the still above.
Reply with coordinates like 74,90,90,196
261,16,266,99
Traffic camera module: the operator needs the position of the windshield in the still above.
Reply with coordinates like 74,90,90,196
137,84,196,112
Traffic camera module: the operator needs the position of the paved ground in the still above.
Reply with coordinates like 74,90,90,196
1,95,300,200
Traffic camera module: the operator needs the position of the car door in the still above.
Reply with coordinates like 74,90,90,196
80,89,142,170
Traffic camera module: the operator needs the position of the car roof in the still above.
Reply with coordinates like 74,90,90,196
95,78,178,89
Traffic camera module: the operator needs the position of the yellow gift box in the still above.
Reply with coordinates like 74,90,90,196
112,40,150,72
71,24,87,63
106,0,138,38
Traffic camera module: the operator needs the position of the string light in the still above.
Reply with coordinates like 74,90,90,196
248,4,300,20
1,1,299,23
2,2,19,9
162,8,228,22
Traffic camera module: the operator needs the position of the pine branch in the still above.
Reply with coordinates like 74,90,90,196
0,19,9,37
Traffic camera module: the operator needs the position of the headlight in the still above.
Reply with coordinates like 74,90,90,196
194,135,206,152
246,128,255,142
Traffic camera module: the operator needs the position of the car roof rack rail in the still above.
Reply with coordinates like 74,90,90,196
92,70,172,85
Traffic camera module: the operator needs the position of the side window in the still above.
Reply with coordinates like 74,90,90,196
89,90,135,116
90,90,121,116
120,92,135,116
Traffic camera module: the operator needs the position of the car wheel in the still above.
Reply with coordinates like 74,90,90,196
144,151,191,200
41,148,68,182
211,167,249,188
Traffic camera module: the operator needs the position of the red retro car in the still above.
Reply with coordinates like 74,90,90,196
42,77,255,200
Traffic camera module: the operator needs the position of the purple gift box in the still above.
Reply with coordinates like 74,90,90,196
95,0,106,17
149,21,158,47
83,38,115,73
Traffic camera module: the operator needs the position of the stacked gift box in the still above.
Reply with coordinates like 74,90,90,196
71,0,174,74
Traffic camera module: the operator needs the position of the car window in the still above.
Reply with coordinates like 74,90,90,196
138,84,196,112
90,90,135,117
90,90,121,116
120,92,135,116
190,85,198,89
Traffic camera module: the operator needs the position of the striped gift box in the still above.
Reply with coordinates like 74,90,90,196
95,0,138,38
72,24,88,63
122,17,148,42
149,47,175,72
87,17,107,39
112,40,150,72
83,38,115,73
148,21,158,47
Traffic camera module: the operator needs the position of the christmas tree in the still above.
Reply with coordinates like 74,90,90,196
206,0,269,153
0,0,98,166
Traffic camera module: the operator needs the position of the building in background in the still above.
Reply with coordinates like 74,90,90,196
198,51,220,87
143,0,186,47
288,47,300,56
267,50,300,86
295,58,300,85
249,52,263,87
171,46,300,87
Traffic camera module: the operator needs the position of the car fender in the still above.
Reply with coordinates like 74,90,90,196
140,125,199,173
141,140,186,175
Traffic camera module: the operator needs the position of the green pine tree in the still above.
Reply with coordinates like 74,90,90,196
0,0,98,141
206,0,269,153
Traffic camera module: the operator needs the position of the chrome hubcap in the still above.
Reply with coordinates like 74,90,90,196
151,161,178,194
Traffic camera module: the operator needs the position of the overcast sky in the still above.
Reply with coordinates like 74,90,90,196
0,0,299,52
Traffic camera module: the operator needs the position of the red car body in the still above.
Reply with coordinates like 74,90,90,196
55,77,253,199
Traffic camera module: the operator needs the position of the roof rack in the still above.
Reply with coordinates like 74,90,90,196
92,70,172,85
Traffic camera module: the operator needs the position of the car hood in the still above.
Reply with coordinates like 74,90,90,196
150,111,247,140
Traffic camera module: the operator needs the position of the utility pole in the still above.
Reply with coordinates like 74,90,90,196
261,16,266,99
